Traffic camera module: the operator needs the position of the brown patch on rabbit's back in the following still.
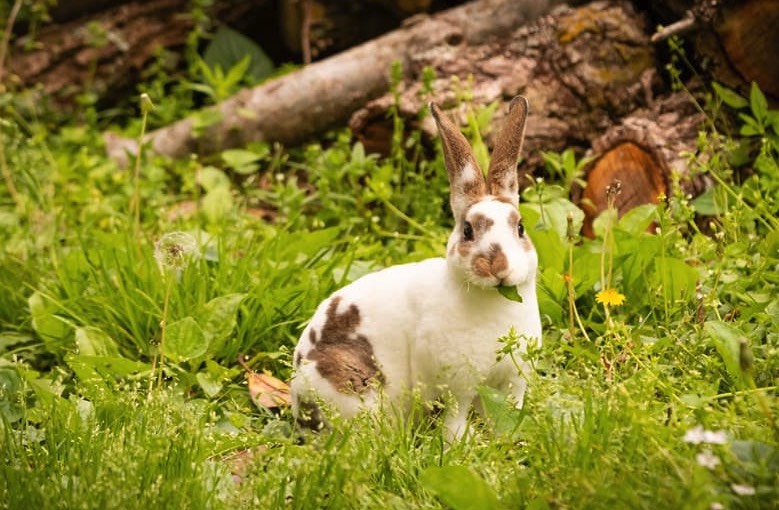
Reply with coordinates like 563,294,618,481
306,296,385,393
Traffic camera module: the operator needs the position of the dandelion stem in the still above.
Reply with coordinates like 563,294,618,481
157,273,173,389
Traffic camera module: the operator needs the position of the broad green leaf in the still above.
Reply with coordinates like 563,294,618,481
704,320,746,390
68,355,149,378
691,187,728,215
201,293,246,352
522,225,565,273
202,186,234,223
283,227,341,258
197,360,234,397
592,208,618,239
712,82,748,109
521,196,584,242
421,465,502,510
497,285,522,303
730,440,778,469
163,317,208,362
749,81,768,121
196,371,223,398
28,291,71,349
537,268,566,325
198,166,231,192
477,385,523,437
0,367,23,423
75,326,120,357
617,203,657,235
203,26,274,83
653,257,698,301
221,149,261,175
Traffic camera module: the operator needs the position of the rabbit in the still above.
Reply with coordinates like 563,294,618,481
290,96,541,440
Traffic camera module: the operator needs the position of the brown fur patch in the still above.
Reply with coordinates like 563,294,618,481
460,177,486,206
507,210,520,229
306,296,385,393
470,212,494,233
294,351,303,367
470,243,508,280
471,257,492,278
309,329,317,344
489,243,508,276
493,195,516,206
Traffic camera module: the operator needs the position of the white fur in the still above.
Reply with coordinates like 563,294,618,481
291,97,541,440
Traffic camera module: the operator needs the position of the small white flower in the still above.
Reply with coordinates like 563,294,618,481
731,483,756,496
696,450,721,470
709,503,724,510
683,425,727,445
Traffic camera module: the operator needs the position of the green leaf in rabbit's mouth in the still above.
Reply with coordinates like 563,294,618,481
497,285,523,303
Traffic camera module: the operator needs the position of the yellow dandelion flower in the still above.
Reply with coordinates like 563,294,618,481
596,287,626,307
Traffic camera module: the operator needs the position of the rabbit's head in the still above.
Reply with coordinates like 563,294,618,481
430,96,537,289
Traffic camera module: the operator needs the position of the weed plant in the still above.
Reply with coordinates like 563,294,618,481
0,62,777,509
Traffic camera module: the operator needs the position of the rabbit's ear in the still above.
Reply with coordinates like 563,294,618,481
487,96,529,207
430,102,487,219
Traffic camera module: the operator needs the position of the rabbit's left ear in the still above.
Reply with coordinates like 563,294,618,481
487,96,529,207
430,102,487,219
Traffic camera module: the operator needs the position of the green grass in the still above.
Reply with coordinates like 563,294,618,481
1,73,778,509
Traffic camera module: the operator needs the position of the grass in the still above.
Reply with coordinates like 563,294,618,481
1,62,778,508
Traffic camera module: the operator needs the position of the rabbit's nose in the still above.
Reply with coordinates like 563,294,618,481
489,245,509,278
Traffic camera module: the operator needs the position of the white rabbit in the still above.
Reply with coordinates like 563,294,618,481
290,96,542,440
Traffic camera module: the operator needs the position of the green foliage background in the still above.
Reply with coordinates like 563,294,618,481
0,26,777,509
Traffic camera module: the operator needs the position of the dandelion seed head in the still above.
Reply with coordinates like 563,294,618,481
154,232,200,274
605,179,623,198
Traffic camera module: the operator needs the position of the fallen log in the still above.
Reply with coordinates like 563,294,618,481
104,0,567,163
575,91,707,237
4,0,266,108
648,0,779,102
352,0,662,189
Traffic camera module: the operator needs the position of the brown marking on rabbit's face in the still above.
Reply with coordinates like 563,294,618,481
493,196,516,206
306,296,385,393
448,198,537,287
455,211,493,253
294,351,302,367
470,243,509,280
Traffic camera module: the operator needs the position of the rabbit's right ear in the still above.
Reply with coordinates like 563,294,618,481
430,102,487,219
486,96,529,207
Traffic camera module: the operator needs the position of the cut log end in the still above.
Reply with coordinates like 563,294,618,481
581,141,667,238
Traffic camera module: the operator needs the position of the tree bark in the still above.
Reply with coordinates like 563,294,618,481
351,0,660,186
5,0,263,108
574,91,707,237
104,0,568,163
648,0,779,101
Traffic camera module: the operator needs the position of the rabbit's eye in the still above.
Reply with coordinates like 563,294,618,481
463,221,474,241
517,220,525,237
